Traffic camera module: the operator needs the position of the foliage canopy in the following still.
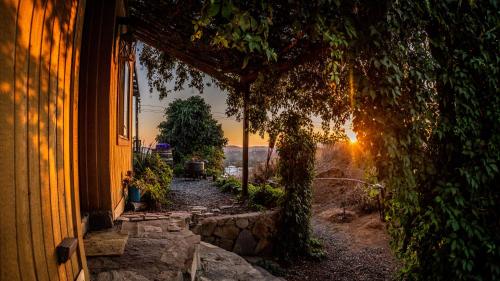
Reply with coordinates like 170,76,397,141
130,0,500,279
156,96,228,175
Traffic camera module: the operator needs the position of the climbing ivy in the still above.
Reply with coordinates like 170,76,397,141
276,113,316,260
133,1,499,278
196,1,500,279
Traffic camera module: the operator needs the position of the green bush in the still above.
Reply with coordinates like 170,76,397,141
216,176,284,209
132,152,173,207
173,163,184,177
248,184,284,209
215,176,241,194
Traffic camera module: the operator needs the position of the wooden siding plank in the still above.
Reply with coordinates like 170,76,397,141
27,1,51,280
98,0,116,212
76,0,90,213
63,0,81,278
14,0,37,280
70,0,89,278
0,0,21,279
55,1,73,279
39,0,62,280
47,1,68,280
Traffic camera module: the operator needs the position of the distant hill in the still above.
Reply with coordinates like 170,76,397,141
223,146,276,167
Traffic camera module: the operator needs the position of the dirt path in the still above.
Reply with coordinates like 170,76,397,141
166,178,253,214
166,177,397,280
284,181,398,281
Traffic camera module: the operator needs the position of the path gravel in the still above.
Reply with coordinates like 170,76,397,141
166,178,253,215
284,217,397,281
166,178,397,280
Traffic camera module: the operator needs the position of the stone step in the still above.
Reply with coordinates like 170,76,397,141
197,242,284,281
88,217,201,281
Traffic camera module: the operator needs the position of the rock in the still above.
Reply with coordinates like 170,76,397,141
218,239,234,251
203,236,215,244
142,225,162,233
214,225,240,240
211,208,221,213
167,224,182,232
235,218,249,229
254,239,272,256
158,271,183,281
197,242,284,281
233,230,257,256
95,270,150,281
191,206,208,212
84,230,129,256
220,205,232,210
252,217,273,240
200,219,217,236
131,202,147,212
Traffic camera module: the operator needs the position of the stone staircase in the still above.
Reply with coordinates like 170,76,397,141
85,211,283,281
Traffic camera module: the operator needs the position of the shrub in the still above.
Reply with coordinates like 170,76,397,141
132,151,173,208
248,184,284,209
216,177,284,209
173,163,184,177
215,176,241,194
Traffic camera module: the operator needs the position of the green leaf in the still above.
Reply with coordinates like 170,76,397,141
207,2,220,17
242,56,249,69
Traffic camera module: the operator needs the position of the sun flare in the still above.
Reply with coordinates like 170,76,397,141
348,132,358,143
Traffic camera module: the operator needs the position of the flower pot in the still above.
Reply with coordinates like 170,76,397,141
128,186,141,202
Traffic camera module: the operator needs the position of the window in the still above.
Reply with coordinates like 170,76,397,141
118,60,131,140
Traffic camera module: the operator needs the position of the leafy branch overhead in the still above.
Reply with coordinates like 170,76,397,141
129,1,500,279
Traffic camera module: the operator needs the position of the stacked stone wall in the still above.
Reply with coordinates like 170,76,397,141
192,211,280,256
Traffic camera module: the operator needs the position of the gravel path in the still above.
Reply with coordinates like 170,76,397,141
166,178,397,280
166,178,253,214
284,217,397,281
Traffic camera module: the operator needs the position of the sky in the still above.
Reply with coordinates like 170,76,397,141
134,56,357,147
134,63,269,147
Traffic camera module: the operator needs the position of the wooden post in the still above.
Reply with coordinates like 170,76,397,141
133,65,140,152
134,95,140,152
242,83,250,198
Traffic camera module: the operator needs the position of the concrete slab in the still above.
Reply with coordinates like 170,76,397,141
84,231,129,256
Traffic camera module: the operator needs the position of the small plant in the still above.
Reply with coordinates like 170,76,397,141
216,177,284,209
256,259,286,277
132,150,173,209
308,237,326,260
215,176,242,194
248,184,284,209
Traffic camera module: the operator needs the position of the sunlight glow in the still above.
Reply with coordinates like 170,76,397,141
347,131,358,143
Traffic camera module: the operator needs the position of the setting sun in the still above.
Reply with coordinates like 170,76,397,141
348,132,358,143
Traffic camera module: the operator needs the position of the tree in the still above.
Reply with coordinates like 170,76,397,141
130,1,500,278
157,96,228,176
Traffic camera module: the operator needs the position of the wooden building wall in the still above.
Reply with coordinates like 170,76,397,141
0,0,87,280
78,0,132,222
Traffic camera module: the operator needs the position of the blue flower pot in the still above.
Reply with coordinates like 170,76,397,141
128,186,141,202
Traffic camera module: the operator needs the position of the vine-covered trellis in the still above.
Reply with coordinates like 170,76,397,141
128,1,499,279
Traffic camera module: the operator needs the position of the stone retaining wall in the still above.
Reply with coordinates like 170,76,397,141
192,211,280,256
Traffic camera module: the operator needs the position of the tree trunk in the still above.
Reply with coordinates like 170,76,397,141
242,83,250,198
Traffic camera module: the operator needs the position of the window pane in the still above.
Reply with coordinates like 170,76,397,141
123,62,129,137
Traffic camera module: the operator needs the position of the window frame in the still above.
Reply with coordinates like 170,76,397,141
117,57,132,145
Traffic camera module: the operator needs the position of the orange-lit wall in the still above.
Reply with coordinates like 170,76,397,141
0,0,87,280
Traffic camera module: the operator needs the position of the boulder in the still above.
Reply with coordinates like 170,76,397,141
252,217,273,240
233,230,257,256
254,239,272,256
200,219,217,236
235,218,249,229
214,225,240,240
218,239,234,251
